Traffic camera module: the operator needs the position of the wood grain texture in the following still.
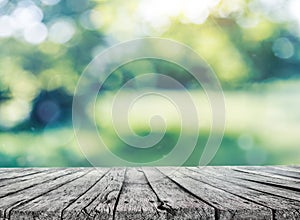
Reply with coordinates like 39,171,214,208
270,166,300,174
0,168,50,182
0,168,85,219
114,168,162,220
159,167,272,219
239,166,300,179
142,167,214,219
0,166,299,220
231,167,300,190
9,168,107,220
197,167,300,202
0,169,60,188
188,167,300,219
62,168,124,220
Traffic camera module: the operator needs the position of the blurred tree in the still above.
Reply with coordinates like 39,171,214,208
14,88,73,130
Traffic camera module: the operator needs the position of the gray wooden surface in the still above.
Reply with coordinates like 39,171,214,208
0,166,299,219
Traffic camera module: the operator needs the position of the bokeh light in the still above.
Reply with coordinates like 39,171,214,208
0,0,299,167
48,18,76,44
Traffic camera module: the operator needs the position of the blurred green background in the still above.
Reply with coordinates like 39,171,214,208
0,0,299,167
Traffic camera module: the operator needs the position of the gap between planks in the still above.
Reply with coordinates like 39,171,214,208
0,167,299,220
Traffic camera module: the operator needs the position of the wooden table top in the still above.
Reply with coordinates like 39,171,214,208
0,166,299,219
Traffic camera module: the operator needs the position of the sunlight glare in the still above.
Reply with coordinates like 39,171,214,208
138,0,220,26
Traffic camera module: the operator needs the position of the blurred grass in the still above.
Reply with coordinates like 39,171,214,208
0,129,298,167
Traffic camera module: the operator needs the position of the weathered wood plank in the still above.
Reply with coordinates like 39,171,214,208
0,168,49,181
230,167,300,190
143,167,214,219
0,166,299,219
233,166,300,182
188,167,300,219
240,166,300,179
0,168,61,188
62,168,124,220
198,167,300,202
114,168,163,220
0,169,29,175
159,167,272,219
288,165,300,170
273,166,300,173
0,168,87,219
10,168,108,220
0,168,37,173
0,169,75,198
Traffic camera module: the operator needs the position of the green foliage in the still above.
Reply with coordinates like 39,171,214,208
0,0,299,166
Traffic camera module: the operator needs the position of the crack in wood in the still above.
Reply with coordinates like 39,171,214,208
190,167,300,219
156,168,217,219
156,201,176,215
239,178,300,193
181,169,274,211
0,169,78,200
60,168,111,220
192,167,300,204
5,169,89,219
142,169,176,217
0,170,49,182
244,167,300,179
233,168,300,182
0,167,299,219
112,168,126,220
